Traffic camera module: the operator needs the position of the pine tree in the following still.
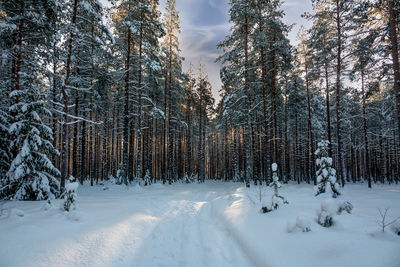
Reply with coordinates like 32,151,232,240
218,0,254,187
297,28,316,185
132,0,164,181
162,0,182,183
196,60,214,183
387,0,400,143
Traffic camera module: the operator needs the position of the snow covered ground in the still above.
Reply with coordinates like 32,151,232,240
1,181,400,267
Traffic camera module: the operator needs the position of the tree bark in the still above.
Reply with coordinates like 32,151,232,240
61,0,79,190
335,0,346,186
122,26,131,186
244,14,252,187
388,0,400,142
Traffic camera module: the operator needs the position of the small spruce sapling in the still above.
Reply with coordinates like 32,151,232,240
144,170,151,186
317,199,335,227
314,141,340,198
337,201,353,214
62,176,78,212
269,163,288,210
184,173,195,184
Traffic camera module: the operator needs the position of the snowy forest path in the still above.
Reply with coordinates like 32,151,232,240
132,186,255,267
0,183,265,267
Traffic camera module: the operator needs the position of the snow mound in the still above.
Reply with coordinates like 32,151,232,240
10,208,24,218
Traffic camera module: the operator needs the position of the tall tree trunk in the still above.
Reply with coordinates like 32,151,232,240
122,27,131,186
186,92,192,176
136,16,144,181
388,0,400,141
167,35,174,184
324,61,333,156
61,0,78,190
80,93,86,184
244,14,251,187
361,70,371,188
259,19,271,183
305,58,316,185
52,49,59,164
335,0,346,186
198,97,203,181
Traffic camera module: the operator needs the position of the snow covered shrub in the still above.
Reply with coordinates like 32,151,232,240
287,217,311,233
296,217,311,232
390,221,400,236
108,175,116,184
261,206,272,214
314,141,340,198
286,221,297,233
337,201,353,215
184,173,196,184
232,171,241,183
0,201,7,217
269,163,288,210
43,199,53,211
144,170,152,186
318,210,333,227
10,208,25,218
317,199,335,227
62,176,79,212
116,169,123,185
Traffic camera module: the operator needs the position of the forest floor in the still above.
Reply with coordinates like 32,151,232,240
0,181,400,267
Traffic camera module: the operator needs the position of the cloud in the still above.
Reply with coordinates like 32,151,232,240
105,0,313,103
162,0,230,102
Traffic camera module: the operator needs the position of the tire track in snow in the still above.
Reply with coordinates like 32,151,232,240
131,189,259,267
209,196,270,267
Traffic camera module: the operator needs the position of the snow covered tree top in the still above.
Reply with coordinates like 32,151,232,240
272,163,278,172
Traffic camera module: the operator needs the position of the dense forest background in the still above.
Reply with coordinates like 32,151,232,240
0,0,399,200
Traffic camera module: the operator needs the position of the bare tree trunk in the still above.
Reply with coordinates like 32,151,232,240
72,84,79,179
335,0,346,186
361,70,371,188
122,27,131,186
61,0,78,190
80,94,86,184
388,0,400,142
136,16,144,181
186,92,192,176
244,14,252,187
167,50,173,184
259,21,271,183
198,96,203,181
324,61,333,156
305,58,316,185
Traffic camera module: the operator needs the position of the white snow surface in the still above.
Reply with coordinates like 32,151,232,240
1,182,400,267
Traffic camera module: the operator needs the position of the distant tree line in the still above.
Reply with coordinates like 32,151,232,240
215,0,400,187
0,0,399,200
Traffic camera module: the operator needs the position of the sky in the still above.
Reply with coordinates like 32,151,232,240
102,0,313,103
160,0,312,103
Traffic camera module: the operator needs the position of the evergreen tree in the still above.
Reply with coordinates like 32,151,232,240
0,0,60,200
269,163,288,209
62,176,78,212
196,61,214,183
162,0,183,183
314,140,340,198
